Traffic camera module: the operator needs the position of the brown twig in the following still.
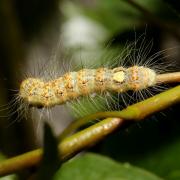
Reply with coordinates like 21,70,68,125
156,72,180,84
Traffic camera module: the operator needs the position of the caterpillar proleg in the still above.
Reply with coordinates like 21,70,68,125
19,66,156,107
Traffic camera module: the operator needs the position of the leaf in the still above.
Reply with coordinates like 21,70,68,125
73,0,179,35
54,153,162,180
100,109,180,180
135,139,180,180
37,122,62,180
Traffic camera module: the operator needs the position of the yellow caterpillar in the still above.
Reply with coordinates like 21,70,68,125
19,66,156,107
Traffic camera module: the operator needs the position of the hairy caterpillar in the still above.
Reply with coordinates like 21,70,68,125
19,66,156,107
3,31,179,135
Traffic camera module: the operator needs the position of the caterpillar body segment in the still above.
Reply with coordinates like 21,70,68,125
19,66,156,107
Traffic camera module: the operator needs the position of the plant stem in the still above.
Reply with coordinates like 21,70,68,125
59,84,180,139
0,118,123,176
59,118,123,160
156,72,180,84
0,85,180,176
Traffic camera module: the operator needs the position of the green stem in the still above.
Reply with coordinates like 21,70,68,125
59,118,123,160
0,85,180,176
0,118,123,176
59,85,180,139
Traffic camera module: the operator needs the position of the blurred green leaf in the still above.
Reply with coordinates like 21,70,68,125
65,0,179,37
81,0,174,33
80,0,142,35
136,139,180,180
54,153,162,180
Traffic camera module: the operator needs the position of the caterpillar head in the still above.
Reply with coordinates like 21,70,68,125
19,78,45,107
126,66,156,90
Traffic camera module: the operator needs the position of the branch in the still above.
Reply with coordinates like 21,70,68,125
0,118,123,176
156,72,180,84
0,85,180,176
59,73,180,139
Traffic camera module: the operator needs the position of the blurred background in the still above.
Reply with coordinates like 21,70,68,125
0,0,180,179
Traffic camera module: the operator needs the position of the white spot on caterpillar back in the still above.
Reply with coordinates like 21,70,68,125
19,66,156,108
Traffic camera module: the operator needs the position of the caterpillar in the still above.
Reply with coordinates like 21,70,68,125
19,66,156,108
3,32,179,131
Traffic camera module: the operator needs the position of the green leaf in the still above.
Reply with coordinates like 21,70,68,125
100,113,180,180
75,0,179,35
54,153,162,180
37,122,62,180
135,139,180,180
